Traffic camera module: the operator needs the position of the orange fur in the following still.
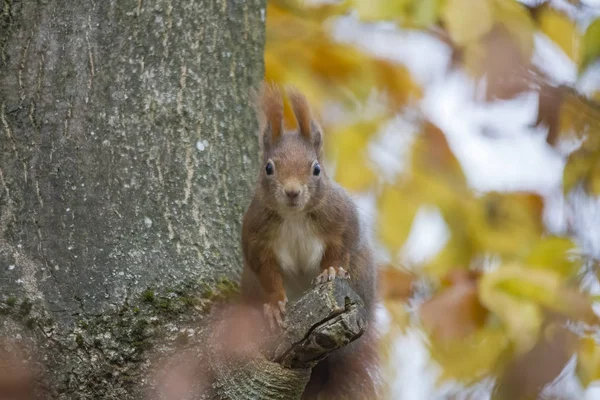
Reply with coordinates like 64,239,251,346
286,86,313,140
257,82,284,147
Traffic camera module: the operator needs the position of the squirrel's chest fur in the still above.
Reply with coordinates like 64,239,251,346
273,214,325,300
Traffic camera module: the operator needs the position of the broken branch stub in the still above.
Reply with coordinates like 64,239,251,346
207,279,368,400
268,278,368,369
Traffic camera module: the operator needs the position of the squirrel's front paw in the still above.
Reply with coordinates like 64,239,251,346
263,298,287,330
312,266,350,285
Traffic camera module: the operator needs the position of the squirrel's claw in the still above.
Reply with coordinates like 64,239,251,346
263,300,287,330
312,266,350,285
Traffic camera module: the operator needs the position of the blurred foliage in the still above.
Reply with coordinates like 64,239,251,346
265,0,600,398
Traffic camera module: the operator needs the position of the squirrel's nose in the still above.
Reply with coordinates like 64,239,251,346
285,189,300,199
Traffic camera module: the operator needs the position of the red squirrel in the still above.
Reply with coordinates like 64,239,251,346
240,83,380,399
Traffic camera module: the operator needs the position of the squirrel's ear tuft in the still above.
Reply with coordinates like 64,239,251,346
286,86,323,152
253,82,284,152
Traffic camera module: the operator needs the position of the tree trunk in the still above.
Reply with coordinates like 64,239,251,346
0,0,265,398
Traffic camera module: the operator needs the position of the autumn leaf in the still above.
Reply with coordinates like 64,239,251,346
410,0,443,28
269,0,351,22
537,84,568,146
377,184,421,253
265,4,374,106
492,318,578,400
266,2,424,116
353,0,411,22
478,267,544,353
563,146,600,196
537,6,581,63
479,264,598,353
379,266,416,301
525,236,580,278
413,122,465,181
419,269,488,341
425,231,474,278
326,119,382,192
465,193,544,258
493,0,534,62
407,121,469,214
577,336,600,387
581,18,600,72
442,0,494,46
428,327,510,383
372,59,423,110
383,301,412,330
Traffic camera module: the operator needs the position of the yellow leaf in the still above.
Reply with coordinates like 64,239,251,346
326,120,380,192
493,0,535,61
408,0,444,28
411,121,467,188
265,3,378,106
538,6,581,63
428,327,510,383
563,146,600,195
478,266,546,352
479,264,598,352
377,185,421,253
466,193,544,258
525,236,579,278
406,122,469,214
372,59,423,110
383,300,411,329
581,18,600,72
352,0,412,22
462,40,489,78
577,336,600,387
269,0,351,22
442,0,494,46
264,51,288,84
425,225,473,278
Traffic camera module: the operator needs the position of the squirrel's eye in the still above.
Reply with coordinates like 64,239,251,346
313,162,321,176
265,161,274,176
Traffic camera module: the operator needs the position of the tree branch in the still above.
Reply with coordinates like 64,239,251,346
209,279,368,400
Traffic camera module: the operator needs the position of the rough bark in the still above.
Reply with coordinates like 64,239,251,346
0,0,265,398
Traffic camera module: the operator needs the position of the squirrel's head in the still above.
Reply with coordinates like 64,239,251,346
253,83,326,215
